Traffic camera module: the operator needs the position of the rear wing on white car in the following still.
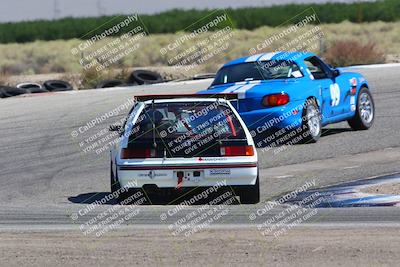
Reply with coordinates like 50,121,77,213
134,93,238,102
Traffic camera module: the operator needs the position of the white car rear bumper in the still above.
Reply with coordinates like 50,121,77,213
117,164,258,188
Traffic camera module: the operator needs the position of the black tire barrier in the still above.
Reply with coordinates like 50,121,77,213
129,70,163,85
0,86,27,98
43,80,73,91
16,82,48,93
96,79,126,89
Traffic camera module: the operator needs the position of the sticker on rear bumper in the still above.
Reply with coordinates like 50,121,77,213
198,157,228,161
209,169,231,175
138,171,167,178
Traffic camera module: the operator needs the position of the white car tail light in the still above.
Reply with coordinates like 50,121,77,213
121,148,156,159
220,145,254,156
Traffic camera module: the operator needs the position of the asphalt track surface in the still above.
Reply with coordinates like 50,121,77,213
0,65,400,230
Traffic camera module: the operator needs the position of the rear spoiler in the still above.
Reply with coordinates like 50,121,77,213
134,93,238,102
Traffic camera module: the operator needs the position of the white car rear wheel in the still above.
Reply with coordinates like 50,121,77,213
240,175,260,204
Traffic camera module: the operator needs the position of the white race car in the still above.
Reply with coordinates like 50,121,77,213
110,94,259,204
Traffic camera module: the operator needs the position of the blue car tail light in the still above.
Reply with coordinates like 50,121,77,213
262,93,290,107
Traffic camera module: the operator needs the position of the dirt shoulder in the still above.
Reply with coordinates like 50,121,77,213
0,227,399,266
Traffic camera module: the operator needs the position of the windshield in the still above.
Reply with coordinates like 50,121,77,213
127,101,246,157
211,60,303,86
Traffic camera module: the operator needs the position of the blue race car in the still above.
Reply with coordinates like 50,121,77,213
198,51,375,143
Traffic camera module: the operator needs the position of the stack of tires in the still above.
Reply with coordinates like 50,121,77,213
1,69,165,98
42,80,73,92
96,70,164,89
0,80,73,99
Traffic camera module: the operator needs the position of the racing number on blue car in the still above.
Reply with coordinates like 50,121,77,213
330,83,340,106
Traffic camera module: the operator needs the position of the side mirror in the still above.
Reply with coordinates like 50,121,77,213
333,69,340,77
109,124,122,132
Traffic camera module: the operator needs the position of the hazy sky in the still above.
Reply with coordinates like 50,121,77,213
0,0,372,23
